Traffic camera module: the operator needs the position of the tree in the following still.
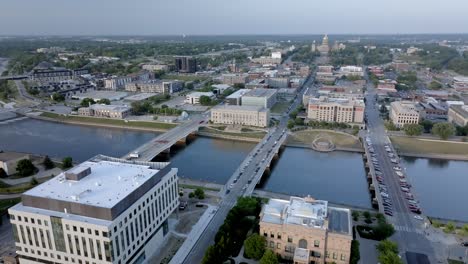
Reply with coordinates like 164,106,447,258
43,155,55,170
51,92,65,102
377,240,402,264
62,157,73,169
98,98,111,105
420,120,434,133
444,221,455,233
377,240,398,254
352,211,360,221
260,250,278,264
16,159,37,177
199,95,213,106
80,98,96,107
374,222,395,240
244,234,266,260
350,240,360,264
30,177,39,186
429,81,442,90
431,122,455,140
384,121,398,131
193,188,205,200
287,120,295,129
403,124,423,136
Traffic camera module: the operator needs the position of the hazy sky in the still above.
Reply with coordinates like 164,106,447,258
1,0,467,35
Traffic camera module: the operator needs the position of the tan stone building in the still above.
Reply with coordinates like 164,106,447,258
448,105,468,127
78,104,131,119
307,97,365,127
210,105,269,127
260,196,352,264
390,101,420,128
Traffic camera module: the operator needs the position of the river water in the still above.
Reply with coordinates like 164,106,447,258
3,118,467,219
401,156,468,222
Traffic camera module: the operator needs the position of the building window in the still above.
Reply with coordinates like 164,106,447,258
269,241,274,248
314,240,320,247
341,254,346,261
264,232,268,237
277,233,282,240
270,233,274,238
333,252,337,259
287,236,293,243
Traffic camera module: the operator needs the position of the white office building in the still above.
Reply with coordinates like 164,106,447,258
8,155,179,264
184,92,214,104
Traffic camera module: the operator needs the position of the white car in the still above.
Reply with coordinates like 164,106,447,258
414,215,424,221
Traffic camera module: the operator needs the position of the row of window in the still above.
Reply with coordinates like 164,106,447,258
263,232,320,247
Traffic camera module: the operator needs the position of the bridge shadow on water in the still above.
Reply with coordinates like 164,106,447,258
255,145,286,188
151,134,198,162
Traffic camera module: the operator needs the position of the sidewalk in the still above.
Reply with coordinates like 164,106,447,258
169,205,218,264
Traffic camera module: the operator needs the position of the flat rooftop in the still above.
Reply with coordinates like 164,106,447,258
450,105,468,118
72,91,128,101
24,160,159,209
226,89,250,99
124,93,158,101
244,88,277,98
328,207,351,235
212,104,267,112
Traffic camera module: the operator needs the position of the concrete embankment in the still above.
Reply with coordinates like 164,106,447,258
26,113,173,133
285,142,364,153
398,152,468,162
197,131,262,143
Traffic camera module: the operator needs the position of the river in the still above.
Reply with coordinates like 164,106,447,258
401,156,468,222
5,118,468,218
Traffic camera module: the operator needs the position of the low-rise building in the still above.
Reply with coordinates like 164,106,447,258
8,155,179,264
390,101,420,128
417,102,447,120
308,97,365,126
268,77,290,88
104,76,133,90
184,92,214,104
125,80,183,94
0,152,31,176
225,89,249,105
242,88,277,109
31,69,73,82
338,66,364,78
260,196,352,264
78,104,131,119
251,56,282,65
222,74,249,85
141,64,170,72
453,76,468,92
210,105,270,127
448,105,468,127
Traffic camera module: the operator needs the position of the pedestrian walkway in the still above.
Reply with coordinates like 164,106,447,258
394,225,424,234
169,205,218,264
232,246,257,264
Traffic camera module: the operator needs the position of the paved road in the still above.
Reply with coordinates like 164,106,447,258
364,77,437,262
182,74,313,263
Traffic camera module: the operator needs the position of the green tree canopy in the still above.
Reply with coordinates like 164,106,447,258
377,240,399,254
43,155,55,170
193,188,205,200
377,240,402,264
244,234,266,260
260,250,279,264
51,92,65,102
431,122,455,140
428,81,442,90
81,98,96,107
62,157,73,169
199,95,213,106
98,98,111,105
16,159,37,177
403,124,423,136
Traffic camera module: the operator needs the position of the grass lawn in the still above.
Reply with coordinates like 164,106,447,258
199,127,266,139
0,177,52,194
390,136,468,156
287,130,362,149
448,260,464,264
271,101,290,114
40,112,177,130
179,184,220,192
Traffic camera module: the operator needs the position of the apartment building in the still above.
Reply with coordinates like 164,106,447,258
8,155,179,264
242,88,277,109
125,80,183,94
338,66,364,77
104,76,133,90
307,97,365,126
78,104,131,119
141,64,169,72
210,105,270,127
389,101,420,128
174,56,196,73
448,105,468,127
31,69,73,82
260,196,352,264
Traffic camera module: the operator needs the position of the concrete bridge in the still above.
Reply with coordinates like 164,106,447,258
0,75,28,81
361,135,385,212
122,115,207,161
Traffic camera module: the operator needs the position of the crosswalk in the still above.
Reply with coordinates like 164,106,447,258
394,225,424,234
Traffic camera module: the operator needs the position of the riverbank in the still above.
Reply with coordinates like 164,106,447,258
285,142,364,153
391,136,468,161
28,111,177,132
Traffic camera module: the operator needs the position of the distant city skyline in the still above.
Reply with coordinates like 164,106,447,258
0,0,468,35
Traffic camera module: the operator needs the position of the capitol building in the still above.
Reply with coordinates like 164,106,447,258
312,35,346,55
